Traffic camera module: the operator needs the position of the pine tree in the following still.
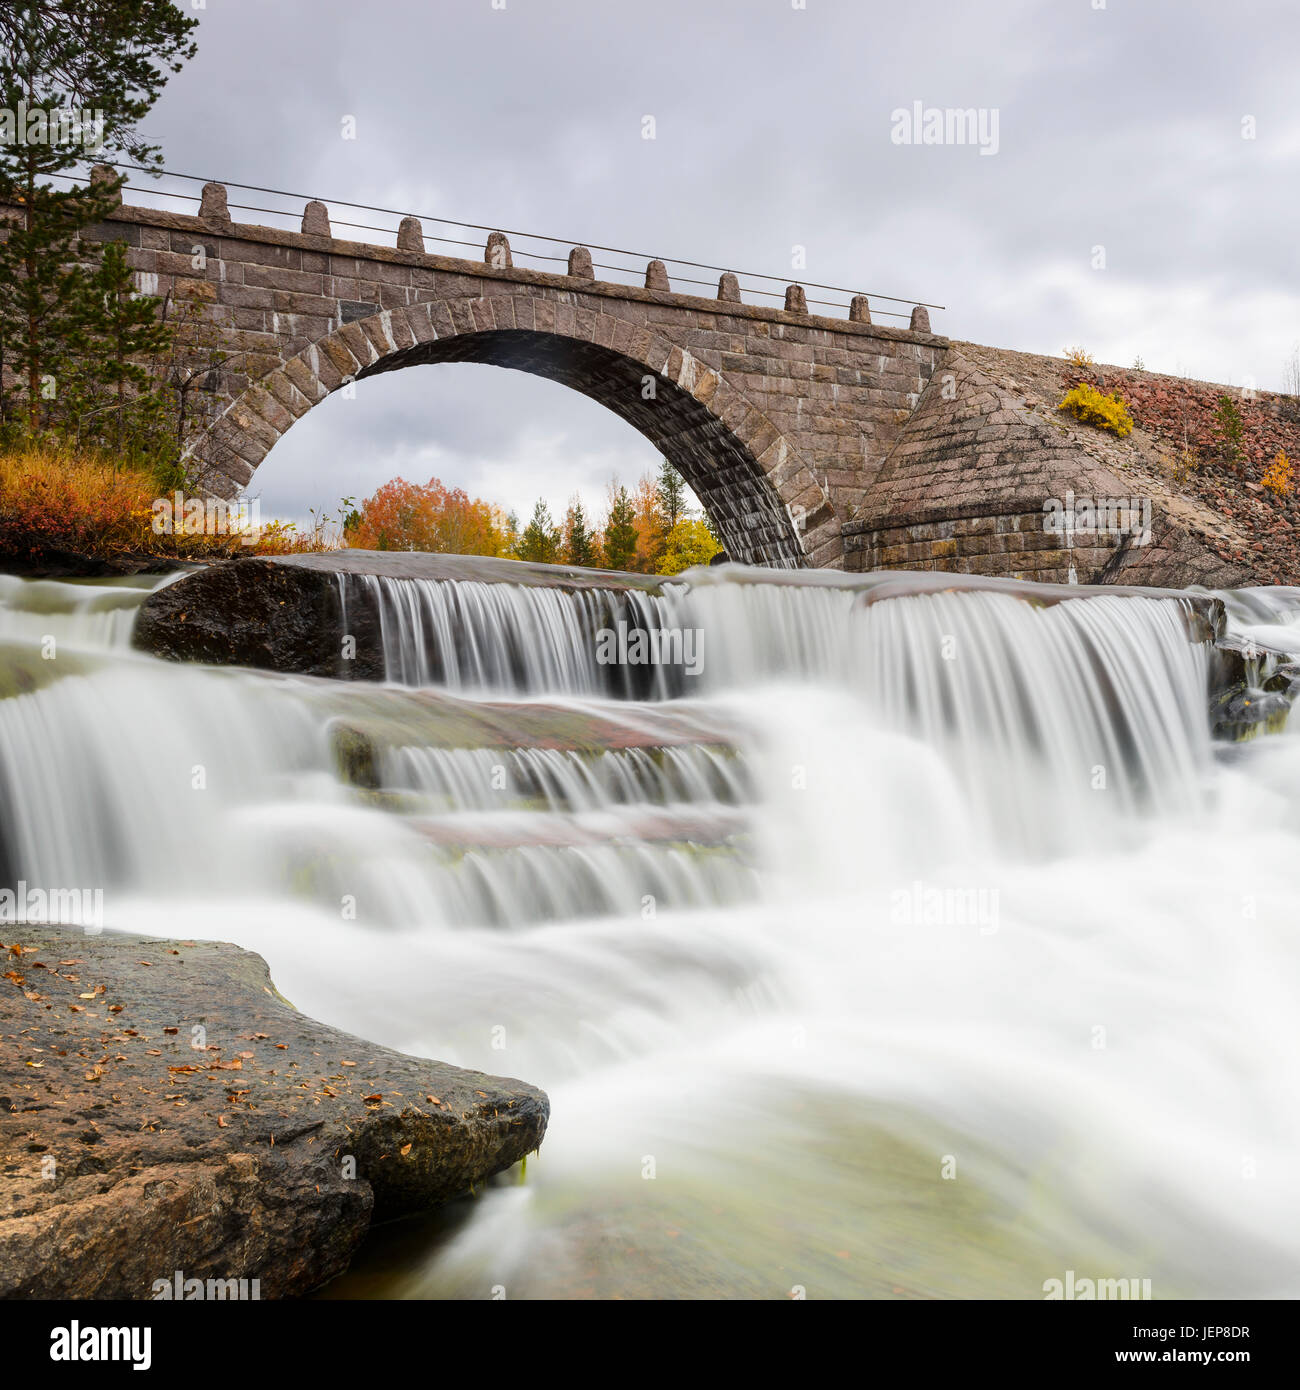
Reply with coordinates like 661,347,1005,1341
0,3,197,436
517,498,561,564
656,457,692,530
66,239,173,455
562,496,597,567
602,484,639,571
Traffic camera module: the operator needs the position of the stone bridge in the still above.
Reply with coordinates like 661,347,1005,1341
76,175,1277,587
84,177,951,569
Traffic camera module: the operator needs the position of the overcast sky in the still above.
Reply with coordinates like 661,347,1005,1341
131,0,1300,526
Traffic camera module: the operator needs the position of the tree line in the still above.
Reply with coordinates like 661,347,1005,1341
343,457,724,574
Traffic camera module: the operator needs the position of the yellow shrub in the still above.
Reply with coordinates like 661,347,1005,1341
1058,383,1134,438
1261,450,1292,496
1063,345,1095,368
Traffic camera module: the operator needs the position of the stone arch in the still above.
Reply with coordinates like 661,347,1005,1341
193,294,837,567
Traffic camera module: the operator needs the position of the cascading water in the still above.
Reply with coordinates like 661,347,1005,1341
3,562,1300,1298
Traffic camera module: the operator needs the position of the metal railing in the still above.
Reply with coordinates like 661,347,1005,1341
54,161,945,325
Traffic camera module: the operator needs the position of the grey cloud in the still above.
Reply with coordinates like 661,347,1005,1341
135,0,1298,518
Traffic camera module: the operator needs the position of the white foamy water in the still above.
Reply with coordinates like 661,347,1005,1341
3,565,1299,1299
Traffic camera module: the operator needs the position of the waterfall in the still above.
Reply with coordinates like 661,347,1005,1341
339,572,690,696
4,564,1300,1299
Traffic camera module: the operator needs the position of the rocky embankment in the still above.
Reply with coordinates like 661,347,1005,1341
959,343,1300,586
0,925,547,1299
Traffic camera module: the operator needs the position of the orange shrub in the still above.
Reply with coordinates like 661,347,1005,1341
0,442,333,561
345,476,511,555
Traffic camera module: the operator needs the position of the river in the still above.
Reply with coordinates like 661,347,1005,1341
2,565,1299,1299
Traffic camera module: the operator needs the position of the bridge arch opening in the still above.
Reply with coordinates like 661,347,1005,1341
361,329,802,565
197,301,834,568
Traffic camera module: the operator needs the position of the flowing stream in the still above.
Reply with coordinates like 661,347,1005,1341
3,564,1300,1298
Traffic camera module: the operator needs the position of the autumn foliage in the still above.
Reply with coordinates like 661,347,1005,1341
343,476,512,555
0,441,332,566
1261,450,1293,497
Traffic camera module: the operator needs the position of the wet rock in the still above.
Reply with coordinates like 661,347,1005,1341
1209,685,1292,740
0,924,547,1299
0,546,197,580
133,556,384,679
1263,662,1300,697
325,688,749,789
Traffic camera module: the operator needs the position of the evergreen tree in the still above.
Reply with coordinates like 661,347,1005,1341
0,3,197,167
602,484,638,571
0,3,197,435
656,457,691,530
517,498,561,563
562,496,597,567
67,239,173,455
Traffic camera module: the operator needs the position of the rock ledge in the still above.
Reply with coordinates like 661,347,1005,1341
0,924,548,1298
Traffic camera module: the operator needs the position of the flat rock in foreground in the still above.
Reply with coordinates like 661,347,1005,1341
0,924,548,1299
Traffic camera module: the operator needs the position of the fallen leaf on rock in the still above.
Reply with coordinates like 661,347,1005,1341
217,1115,228,1127
362,1094,382,1104
400,1143,412,1156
